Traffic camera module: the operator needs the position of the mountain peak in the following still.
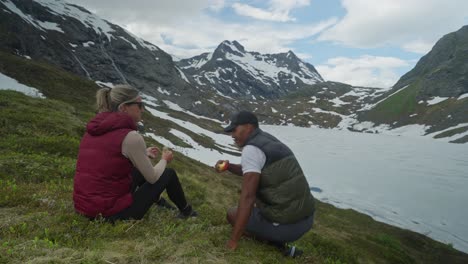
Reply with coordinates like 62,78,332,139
216,40,245,56
285,50,299,60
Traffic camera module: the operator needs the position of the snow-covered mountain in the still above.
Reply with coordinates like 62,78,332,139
177,40,324,99
1,0,466,142
0,0,195,102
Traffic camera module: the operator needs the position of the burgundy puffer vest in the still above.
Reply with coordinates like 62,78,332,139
73,112,137,217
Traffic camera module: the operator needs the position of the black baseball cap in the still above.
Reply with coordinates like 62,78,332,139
224,111,259,132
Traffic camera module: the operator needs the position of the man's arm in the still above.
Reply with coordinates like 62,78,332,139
227,163,243,176
228,172,260,248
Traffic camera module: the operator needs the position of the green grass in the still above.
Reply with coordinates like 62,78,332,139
450,135,468,144
1,52,468,263
434,126,468,139
361,82,420,124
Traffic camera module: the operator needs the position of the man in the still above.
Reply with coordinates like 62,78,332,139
215,111,315,257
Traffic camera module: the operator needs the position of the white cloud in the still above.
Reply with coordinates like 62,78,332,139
316,56,410,88
232,0,311,22
402,40,434,54
125,15,337,58
318,0,468,54
295,52,313,60
208,0,225,11
68,0,224,25
232,3,292,22
67,0,333,58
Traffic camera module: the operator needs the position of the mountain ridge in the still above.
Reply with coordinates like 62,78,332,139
1,0,467,142
177,40,324,99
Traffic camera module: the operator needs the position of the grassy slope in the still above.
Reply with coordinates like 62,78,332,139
1,53,468,263
359,81,468,143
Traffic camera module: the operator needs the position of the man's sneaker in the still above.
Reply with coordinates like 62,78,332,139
156,197,176,210
283,246,303,258
176,204,198,219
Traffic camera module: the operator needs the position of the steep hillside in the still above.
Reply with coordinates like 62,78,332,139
358,26,468,142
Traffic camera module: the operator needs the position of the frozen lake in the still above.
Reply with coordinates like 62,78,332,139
143,102,468,253
262,125,468,253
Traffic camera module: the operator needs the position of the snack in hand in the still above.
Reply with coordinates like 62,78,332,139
216,161,229,172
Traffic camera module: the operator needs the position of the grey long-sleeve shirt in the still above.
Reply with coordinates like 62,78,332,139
122,131,166,184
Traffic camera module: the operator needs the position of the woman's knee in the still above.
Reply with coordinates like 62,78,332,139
165,167,176,174
164,168,177,178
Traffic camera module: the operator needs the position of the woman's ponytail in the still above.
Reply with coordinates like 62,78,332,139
96,88,112,112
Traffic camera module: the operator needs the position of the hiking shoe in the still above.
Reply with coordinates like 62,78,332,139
156,197,176,210
176,204,198,219
283,246,303,258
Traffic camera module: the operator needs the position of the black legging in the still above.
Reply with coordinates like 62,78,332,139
108,167,188,221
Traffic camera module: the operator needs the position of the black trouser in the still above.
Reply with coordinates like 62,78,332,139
108,168,188,221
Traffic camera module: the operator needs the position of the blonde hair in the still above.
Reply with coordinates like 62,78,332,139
96,84,139,112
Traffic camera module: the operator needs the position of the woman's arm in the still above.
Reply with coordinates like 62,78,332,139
122,131,167,184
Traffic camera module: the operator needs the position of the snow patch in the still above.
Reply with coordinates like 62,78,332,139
82,41,95,47
208,99,219,105
35,0,115,41
157,87,170,95
95,81,114,88
457,93,468,100
330,97,350,107
163,100,222,124
4,0,64,33
118,36,137,50
175,67,190,83
427,97,449,106
0,72,45,98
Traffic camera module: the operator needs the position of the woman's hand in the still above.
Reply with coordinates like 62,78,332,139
162,149,174,163
146,147,160,159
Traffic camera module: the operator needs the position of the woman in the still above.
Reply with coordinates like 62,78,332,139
73,84,197,221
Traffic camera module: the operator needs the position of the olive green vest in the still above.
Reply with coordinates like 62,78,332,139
245,129,315,224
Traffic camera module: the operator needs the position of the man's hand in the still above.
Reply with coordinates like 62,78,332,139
226,239,238,250
214,160,229,172
146,147,160,159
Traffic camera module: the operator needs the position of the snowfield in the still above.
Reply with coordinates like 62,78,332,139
262,125,468,253
141,100,468,252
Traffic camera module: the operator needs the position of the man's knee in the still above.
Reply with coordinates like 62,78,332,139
226,207,237,225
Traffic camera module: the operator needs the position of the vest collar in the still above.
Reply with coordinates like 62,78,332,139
245,128,262,146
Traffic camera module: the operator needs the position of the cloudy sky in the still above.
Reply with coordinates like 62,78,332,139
68,0,468,88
